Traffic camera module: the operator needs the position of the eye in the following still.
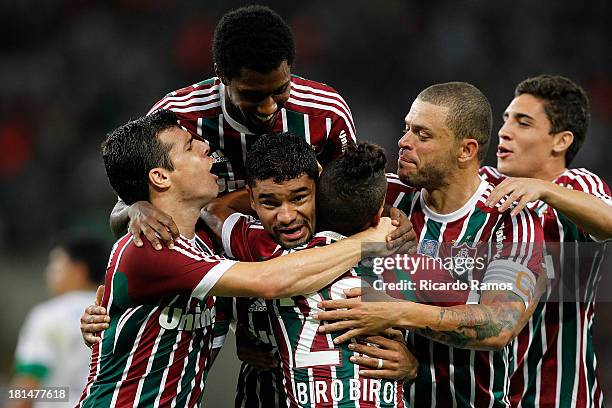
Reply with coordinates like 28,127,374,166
261,201,279,208
292,195,307,203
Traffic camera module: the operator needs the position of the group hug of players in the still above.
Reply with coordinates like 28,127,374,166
76,5,612,408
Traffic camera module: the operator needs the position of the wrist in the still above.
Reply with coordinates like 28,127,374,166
538,180,557,203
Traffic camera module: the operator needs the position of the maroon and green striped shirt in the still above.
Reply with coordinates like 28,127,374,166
480,166,611,408
78,232,235,408
386,173,545,408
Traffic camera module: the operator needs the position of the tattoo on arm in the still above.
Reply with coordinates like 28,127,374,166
415,291,523,350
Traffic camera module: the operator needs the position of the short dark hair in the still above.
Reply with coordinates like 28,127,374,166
213,5,295,79
418,82,492,163
246,132,318,187
316,143,387,236
102,109,177,205
53,232,109,284
515,74,590,165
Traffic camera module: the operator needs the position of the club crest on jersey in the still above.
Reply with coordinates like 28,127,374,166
450,242,477,278
418,239,440,258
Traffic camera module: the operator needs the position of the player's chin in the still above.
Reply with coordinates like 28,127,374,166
248,115,278,133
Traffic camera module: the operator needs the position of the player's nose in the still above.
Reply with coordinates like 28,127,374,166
276,204,297,224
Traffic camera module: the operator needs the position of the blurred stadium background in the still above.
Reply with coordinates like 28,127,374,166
1,0,610,405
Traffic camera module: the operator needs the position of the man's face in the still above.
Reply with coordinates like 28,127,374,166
497,94,556,177
224,60,291,134
397,99,458,189
45,247,78,296
248,174,316,249
159,127,218,203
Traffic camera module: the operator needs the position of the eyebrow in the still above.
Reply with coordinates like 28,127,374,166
504,111,535,121
257,186,311,199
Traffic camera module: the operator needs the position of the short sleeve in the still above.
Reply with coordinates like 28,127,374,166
14,305,53,380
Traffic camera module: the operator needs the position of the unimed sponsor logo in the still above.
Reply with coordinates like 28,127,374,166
159,303,214,331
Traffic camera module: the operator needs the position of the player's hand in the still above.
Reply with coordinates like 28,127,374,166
80,285,110,348
349,329,418,381
386,207,417,254
127,201,180,250
235,326,279,370
313,287,400,343
355,218,400,257
485,177,552,216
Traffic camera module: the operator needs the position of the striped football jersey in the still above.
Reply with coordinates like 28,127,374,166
386,173,545,408
480,166,611,408
148,75,356,194
221,213,408,408
77,233,236,408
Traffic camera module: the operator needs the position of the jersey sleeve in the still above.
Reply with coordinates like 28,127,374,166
563,169,612,241
14,305,54,380
221,212,257,261
119,240,236,304
317,110,357,165
485,208,545,307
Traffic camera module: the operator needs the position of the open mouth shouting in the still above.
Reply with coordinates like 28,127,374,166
274,224,308,243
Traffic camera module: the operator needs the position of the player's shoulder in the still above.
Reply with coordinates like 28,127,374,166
557,168,612,198
290,75,344,96
148,77,222,115
386,172,418,204
478,166,507,186
224,212,266,232
286,74,353,119
386,172,411,188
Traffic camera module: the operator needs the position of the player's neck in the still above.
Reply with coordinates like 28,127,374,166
528,160,567,182
151,196,202,239
422,171,482,215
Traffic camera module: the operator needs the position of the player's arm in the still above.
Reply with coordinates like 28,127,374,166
485,177,612,240
317,209,545,350
316,283,542,351
110,198,180,249
200,189,252,242
211,218,397,298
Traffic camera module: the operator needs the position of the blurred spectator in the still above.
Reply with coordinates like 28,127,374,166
8,232,108,408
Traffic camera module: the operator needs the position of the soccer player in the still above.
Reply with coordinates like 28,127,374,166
314,82,547,407
208,137,414,406
9,233,107,408
481,75,612,408
77,110,400,408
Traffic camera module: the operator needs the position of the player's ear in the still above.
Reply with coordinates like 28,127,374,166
148,167,171,191
215,64,227,85
246,185,256,212
370,203,385,227
458,138,479,165
552,130,574,156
